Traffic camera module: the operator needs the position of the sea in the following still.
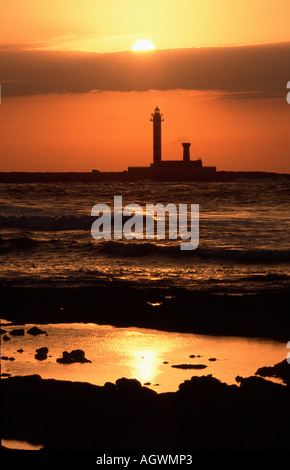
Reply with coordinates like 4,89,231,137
0,180,289,292
1,180,289,394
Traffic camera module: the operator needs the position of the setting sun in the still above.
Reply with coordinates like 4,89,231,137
132,39,155,51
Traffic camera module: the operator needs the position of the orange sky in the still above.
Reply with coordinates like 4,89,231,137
1,90,289,173
1,0,290,52
1,1,290,173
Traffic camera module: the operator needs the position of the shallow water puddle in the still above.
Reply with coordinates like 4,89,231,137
1,322,286,392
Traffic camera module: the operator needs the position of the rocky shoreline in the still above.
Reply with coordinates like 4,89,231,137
1,284,289,341
1,360,290,450
2,282,289,451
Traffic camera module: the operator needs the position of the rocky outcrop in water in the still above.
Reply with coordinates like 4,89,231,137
9,329,25,336
171,364,207,369
27,326,47,336
56,349,91,364
35,347,49,361
255,359,290,386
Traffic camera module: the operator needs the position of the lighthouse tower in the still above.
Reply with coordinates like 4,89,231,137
150,106,164,165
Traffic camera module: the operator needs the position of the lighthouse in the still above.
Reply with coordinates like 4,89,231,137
150,106,164,165
127,108,216,179
182,143,191,163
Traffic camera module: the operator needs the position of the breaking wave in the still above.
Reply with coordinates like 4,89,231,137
1,236,289,264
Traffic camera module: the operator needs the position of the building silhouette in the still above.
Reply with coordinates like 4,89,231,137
151,106,163,165
128,107,216,179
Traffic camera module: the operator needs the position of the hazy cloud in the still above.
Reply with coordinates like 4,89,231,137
1,42,289,98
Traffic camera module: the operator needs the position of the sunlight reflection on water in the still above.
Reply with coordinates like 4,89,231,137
1,322,286,392
1,439,44,450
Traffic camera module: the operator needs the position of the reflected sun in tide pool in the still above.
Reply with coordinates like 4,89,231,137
131,350,160,384
115,328,172,385
1,323,286,393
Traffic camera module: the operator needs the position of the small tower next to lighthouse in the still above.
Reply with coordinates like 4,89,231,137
150,106,164,165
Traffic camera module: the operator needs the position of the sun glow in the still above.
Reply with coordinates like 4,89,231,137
132,39,155,51
131,350,159,384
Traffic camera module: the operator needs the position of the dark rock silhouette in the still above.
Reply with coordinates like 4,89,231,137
1,356,15,361
56,349,91,364
2,335,10,341
27,326,47,336
1,285,289,341
0,328,7,334
255,359,290,386
208,357,217,361
9,329,25,336
115,377,151,395
178,374,234,395
1,374,289,450
189,354,196,358
171,364,207,369
35,347,49,361
235,374,285,392
103,381,117,392
17,348,24,353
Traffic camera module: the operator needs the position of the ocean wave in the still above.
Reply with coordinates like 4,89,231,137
0,214,92,231
234,273,290,282
0,236,52,252
1,213,288,234
100,241,290,263
0,213,154,231
1,235,290,264
194,247,290,263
